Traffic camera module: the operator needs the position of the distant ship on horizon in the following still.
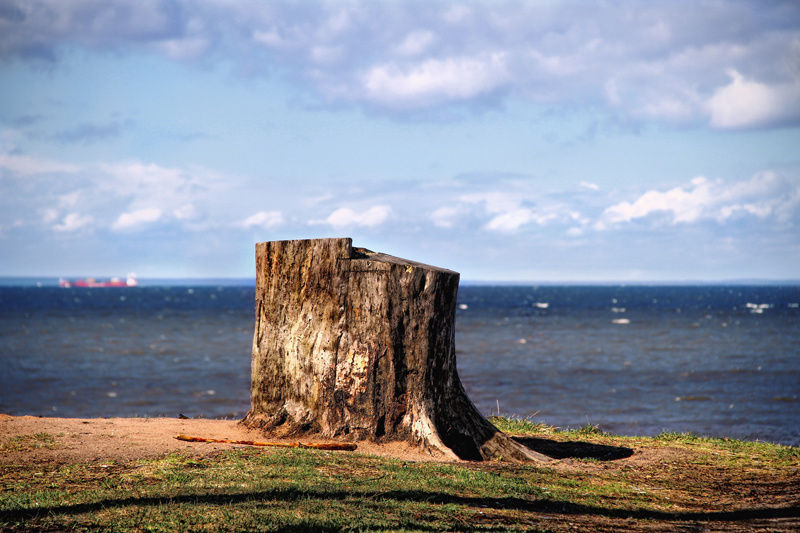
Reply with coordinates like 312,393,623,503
59,274,138,288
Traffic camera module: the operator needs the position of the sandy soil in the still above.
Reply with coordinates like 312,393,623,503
0,415,453,465
0,414,717,469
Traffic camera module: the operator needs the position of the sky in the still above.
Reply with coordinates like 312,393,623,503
1,0,799,282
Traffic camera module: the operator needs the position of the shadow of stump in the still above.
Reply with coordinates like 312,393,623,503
512,437,634,460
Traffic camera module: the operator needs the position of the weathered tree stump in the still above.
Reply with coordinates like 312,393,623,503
241,238,549,462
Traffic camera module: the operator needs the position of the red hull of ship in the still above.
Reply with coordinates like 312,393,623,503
59,277,137,288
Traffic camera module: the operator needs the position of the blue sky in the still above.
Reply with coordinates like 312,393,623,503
1,0,799,281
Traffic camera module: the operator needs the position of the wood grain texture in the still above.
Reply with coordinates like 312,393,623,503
241,238,549,462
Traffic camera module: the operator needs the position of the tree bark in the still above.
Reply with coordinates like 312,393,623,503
241,238,549,462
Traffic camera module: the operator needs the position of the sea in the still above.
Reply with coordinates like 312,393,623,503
1,280,798,446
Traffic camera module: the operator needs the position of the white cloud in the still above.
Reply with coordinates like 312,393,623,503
172,204,197,220
601,177,714,226
2,140,798,279
460,190,569,232
99,162,186,195
0,153,79,175
460,191,520,215
362,53,509,108
486,208,534,232
96,161,230,228
637,93,698,123
3,1,799,127
706,70,800,129
58,191,80,208
527,49,581,78
715,171,800,224
324,205,391,227
53,212,93,232
430,205,462,228
238,210,284,229
598,172,800,228
580,181,599,191
442,5,472,24
155,36,210,60
112,207,163,231
0,151,248,234
252,29,288,49
394,30,435,57
309,44,342,64
41,208,59,224
566,227,584,237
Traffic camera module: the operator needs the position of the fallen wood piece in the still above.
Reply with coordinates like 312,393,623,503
175,434,357,451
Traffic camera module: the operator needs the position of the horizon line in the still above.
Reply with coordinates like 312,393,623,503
1,275,798,287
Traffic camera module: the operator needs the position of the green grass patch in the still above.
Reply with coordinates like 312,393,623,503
489,416,610,439
0,433,60,453
653,430,800,467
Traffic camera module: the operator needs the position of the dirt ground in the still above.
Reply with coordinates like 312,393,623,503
0,414,697,469
0,414,443,465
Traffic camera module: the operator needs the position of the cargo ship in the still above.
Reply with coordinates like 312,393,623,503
59,274,138,288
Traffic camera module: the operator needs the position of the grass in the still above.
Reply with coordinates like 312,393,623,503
0,432,61,453
1,420,798,532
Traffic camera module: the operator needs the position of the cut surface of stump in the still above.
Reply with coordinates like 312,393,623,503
241,237,549,462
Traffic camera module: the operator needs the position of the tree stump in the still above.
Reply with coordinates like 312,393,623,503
241,238,549,462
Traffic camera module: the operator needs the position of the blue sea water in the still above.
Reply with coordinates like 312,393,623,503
1,282,798,445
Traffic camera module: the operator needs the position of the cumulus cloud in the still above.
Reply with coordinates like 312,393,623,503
706,70,800,129
323,205,391,227
485,208,535,232
156,36,210,60
394,30,436,57
430,205,462,228
41,203,94,232
172,204,197,220
460,191,522,216
2,140,798,278
459,191,569,232
2,1,798,127
153,16,211,60
598,172,800,228
53,212,93,232
96,161,229,226
112,207,162,231
426,172,799,236
237,210,284,229
362,53,510,108
0,150,266,236
5,146,797,246
600,177,714,226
